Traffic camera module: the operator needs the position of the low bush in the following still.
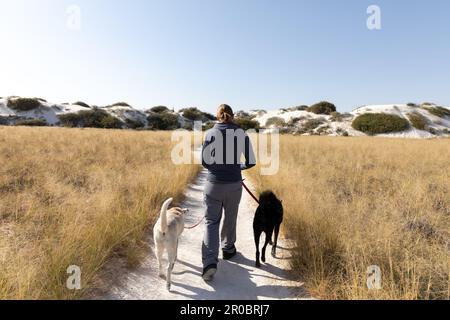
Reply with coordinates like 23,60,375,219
125,118,145,129
302,118,325,132
150,106,170,113
427,127,439,135
73,101,90,108
7,98,42,111
307,101,336,115
352,113,410,135
335,127,350,137
317,125,331,135
15,119,48,127
288,117,307,126
265,117,286,127
330,112,344,122
59,110,124,129
407,113,428,130
180,107,214,122
147,112,179,130
425,106,450,118
234,117,260,131
111,102,131,107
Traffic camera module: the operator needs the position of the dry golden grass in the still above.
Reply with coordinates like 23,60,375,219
249,136,450,300
0,126,199,299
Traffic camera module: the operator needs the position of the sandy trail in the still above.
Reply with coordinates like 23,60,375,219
91,169,309,300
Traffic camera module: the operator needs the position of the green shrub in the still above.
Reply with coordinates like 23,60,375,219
111,102,131,107
407,103,418,107
428,127,438,135
147,112,179,130
302,118,325,132
150,106,170,113
234,117,260,130
352,113,410,135
15,119,48,127
330,112,344,122
336,127,350,137
59,110,123,129
7,98,42,111
317,125,331,135
288,116,307,126
295,105,309,111
235,111,253,119
407,113,428,130
425,106,450,118
1,115,23,125
265,117,286,127
125,118,145,129
73,101,90,108
180,107,214,122
307,101,337,115
181,108,203,121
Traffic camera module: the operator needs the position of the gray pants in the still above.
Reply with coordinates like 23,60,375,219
202,180,243,267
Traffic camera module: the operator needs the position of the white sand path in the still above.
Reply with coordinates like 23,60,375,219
90,169,309,300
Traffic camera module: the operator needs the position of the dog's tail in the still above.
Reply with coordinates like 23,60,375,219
159,198,173,234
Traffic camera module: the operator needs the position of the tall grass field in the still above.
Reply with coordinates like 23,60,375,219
0,127,199,299
249,136,450,299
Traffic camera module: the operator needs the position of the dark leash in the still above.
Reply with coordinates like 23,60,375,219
242,179,260,205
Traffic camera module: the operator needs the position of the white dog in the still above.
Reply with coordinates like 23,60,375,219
153,198,188,291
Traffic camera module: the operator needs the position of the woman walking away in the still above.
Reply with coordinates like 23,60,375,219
201,104,256,281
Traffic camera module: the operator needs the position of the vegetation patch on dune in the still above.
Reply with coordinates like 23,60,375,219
425,106,450,118
407,112,428,130
307,101,336,115
73,101,91,108
15,119,48,127
180,107,215,122
7,98,42,111
147,112,179,130
111,102,131,107
352,113,410,135
59,109,124,129
266,117,286,127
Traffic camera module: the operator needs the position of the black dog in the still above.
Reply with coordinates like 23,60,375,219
253,191,283,268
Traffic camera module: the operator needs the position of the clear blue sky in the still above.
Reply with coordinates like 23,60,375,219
1,0,449,112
